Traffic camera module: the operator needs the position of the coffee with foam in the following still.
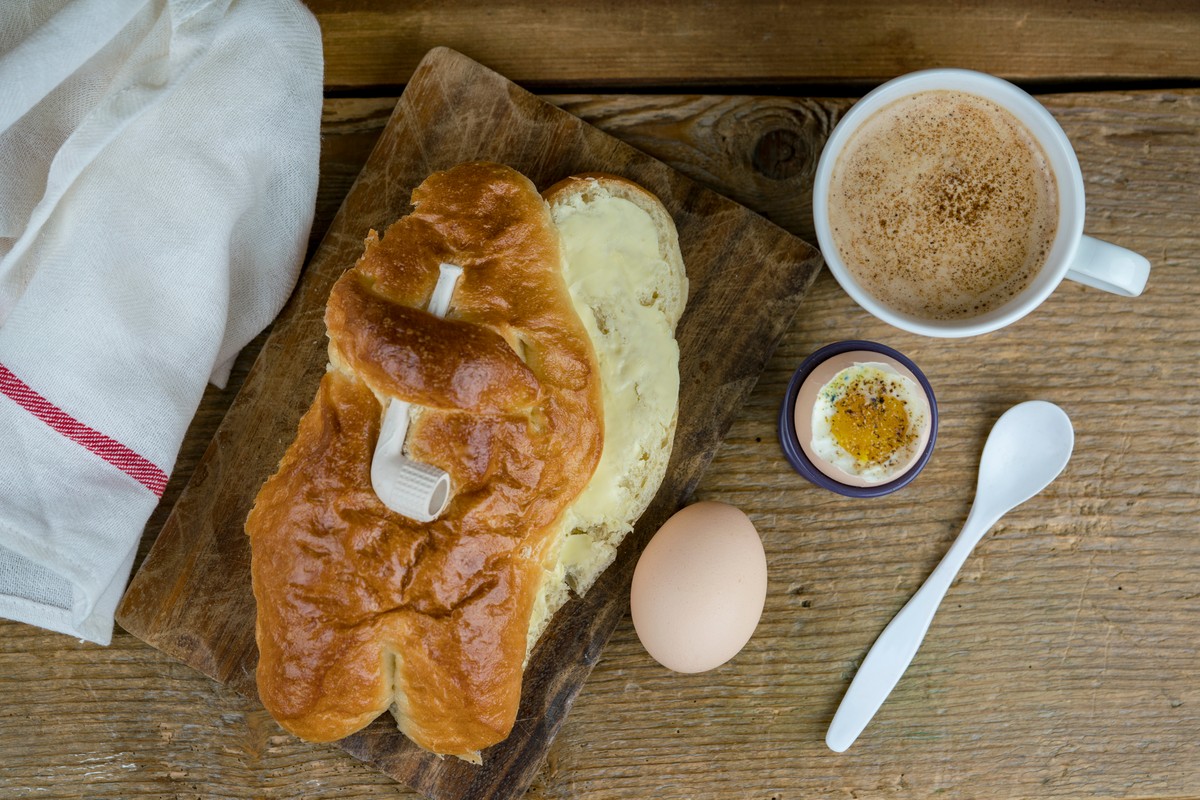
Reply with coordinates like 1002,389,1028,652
828,90,1058,320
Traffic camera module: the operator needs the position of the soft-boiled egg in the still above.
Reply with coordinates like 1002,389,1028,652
787,346,935,491
808,360,929,484
630,502,767,673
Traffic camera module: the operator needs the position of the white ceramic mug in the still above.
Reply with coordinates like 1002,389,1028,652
812,69,1150,338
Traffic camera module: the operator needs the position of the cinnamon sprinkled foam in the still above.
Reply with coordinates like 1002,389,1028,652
828,89,1058,320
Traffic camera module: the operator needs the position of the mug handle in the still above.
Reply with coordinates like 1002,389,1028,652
1065,235,1150,297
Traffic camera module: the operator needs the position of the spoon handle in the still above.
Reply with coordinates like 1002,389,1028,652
825,504,1001,752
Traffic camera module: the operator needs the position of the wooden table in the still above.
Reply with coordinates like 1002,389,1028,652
3,3,1198,797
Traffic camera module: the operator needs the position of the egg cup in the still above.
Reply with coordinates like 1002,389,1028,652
778,340,938,498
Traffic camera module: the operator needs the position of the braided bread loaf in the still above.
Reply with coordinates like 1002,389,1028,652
247,163,685,760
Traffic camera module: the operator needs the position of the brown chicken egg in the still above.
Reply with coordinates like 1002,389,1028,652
630,502,768,673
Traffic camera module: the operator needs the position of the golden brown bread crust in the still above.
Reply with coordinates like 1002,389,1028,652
327,275,540,413
246,162,603,757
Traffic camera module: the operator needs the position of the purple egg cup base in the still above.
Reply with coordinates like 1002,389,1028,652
777,340,938,498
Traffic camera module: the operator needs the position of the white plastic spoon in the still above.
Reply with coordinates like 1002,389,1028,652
826,400,1074,753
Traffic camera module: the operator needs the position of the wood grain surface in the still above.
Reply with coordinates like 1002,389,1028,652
309,0,1200,91
3,74,1198,800
113,48,821,800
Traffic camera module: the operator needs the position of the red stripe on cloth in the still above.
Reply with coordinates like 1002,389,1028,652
0,363,168,497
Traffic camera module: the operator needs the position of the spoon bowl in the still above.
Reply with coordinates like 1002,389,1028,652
973,401,1075,520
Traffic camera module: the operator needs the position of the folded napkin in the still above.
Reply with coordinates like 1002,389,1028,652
0,0,323,644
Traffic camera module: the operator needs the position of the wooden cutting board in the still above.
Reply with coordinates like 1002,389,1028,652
116,47,822,800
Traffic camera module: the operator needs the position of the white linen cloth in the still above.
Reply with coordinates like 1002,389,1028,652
0,0,323,644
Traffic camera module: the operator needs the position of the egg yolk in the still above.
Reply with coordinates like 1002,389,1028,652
827,377,915,466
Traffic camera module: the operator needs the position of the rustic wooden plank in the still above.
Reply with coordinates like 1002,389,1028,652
3,84,1197,799
114,48,821,800
308,0,1200,91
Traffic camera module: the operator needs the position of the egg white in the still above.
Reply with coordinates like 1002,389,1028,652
810,362,928,484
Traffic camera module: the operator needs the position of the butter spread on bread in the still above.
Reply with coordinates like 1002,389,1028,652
247,163,685,762
529,175,687,649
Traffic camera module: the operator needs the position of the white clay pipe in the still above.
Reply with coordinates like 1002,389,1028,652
369,263,462,522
